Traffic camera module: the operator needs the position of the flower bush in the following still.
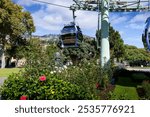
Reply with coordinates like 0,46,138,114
0,73,92,100
57,59,102,99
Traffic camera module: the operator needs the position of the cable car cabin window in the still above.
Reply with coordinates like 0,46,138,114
61,26,76,34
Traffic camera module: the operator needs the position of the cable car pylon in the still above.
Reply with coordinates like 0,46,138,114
100,0,110,68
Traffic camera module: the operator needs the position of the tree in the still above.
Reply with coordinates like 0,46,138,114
0,0,35,68
124,45,150,66
63,38,96,65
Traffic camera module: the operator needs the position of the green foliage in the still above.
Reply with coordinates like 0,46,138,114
20,38,60,77
124,45,150,66
63,40,96,65
100,69,111,89
0,0,35,39
142,81,150,99
0,73,91,100
58,59,101,99
109,26,125,60
132,73,149,82
0,0,35,59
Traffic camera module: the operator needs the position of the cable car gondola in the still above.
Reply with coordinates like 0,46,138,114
60,22,83,48
59,9,83,48
142,17,150,51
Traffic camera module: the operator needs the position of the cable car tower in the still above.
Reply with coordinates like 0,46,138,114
32,0,150,68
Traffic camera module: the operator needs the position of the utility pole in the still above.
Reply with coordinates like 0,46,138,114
100,0,110,68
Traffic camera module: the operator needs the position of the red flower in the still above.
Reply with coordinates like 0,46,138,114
39,75,46,81
96,83,100,89
20,95,27,100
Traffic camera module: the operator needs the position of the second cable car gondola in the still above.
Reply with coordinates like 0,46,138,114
142,17,150,51
60,22,83,48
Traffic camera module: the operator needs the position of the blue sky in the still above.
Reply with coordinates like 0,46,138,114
12,0,150,48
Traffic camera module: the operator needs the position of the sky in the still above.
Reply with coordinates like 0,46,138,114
12,0,150,48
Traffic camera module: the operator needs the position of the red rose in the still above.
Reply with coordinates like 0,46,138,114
20,95,27,100
39,75,46,81
96,83,100,89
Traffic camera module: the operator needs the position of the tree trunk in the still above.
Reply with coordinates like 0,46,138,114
15,58,18,68
1,51,6,68
1,36,8,68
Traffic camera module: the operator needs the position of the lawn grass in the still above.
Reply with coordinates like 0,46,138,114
0,68,22,77
111,77,139,100
112,84,139,100
111,69,150,100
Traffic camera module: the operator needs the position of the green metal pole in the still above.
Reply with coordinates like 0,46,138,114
100,0,110,68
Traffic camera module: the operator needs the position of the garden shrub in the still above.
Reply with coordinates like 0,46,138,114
132,73,149,82
0,39,96,100
142,80,150,99
57,59,105,99
0,73,92,100
99,84,115,100
136,85,145,99
18,38,64,79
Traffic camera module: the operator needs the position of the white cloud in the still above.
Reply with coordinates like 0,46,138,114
129,13,150,23
126,23,144,30
17,0,35,6
32,8,63,32
110,14,128,25
76,11,98,29
125,12,150,30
